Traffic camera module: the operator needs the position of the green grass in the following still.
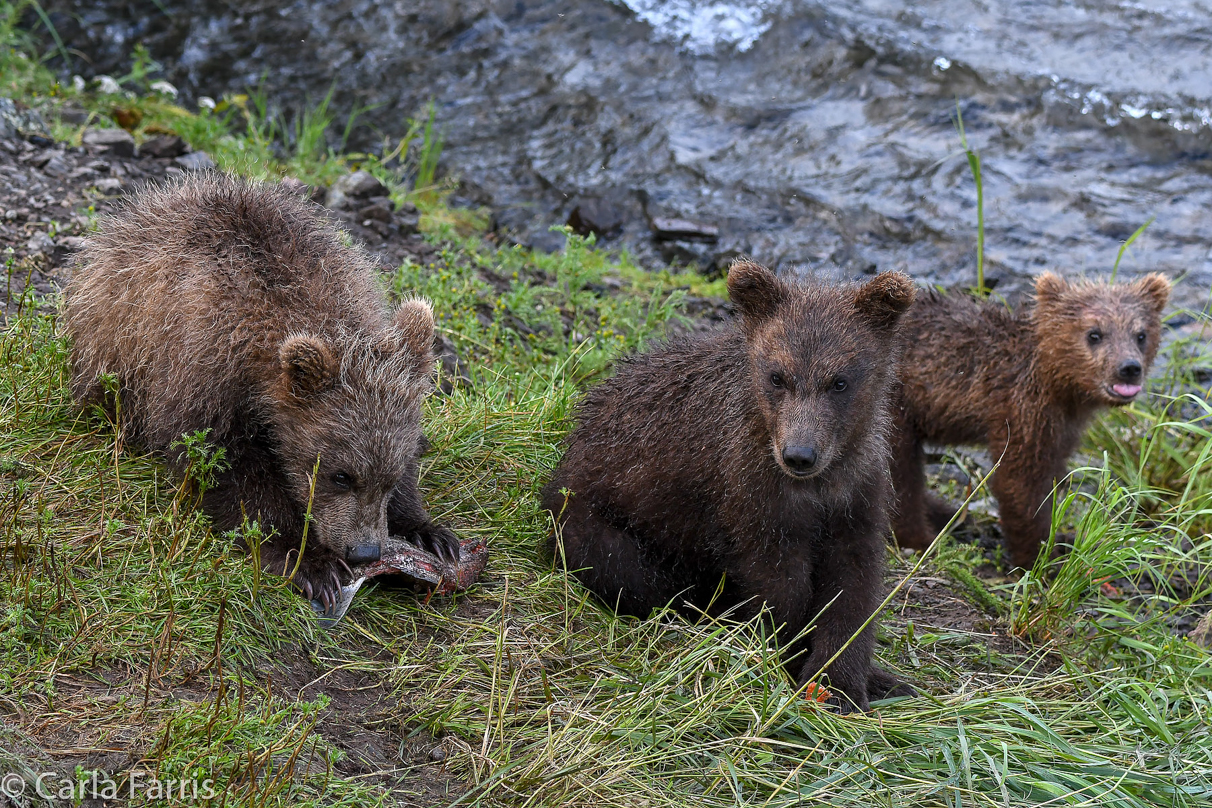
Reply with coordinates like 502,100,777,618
3,15,1212,807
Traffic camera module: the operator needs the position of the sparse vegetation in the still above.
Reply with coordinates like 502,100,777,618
1,13,1211,807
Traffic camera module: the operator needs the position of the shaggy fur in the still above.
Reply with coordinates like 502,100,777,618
543,261,916,712
63,174,458,609
891,272,1170,568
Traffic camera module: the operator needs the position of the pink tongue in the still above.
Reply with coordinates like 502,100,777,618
1113,383,1142,398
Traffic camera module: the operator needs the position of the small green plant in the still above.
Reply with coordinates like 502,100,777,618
290,85,335,164
955,102,987,297
412,98,444,198
0,0,65,68
169,428,230,499
1110,217,1155,281
115,42,161,93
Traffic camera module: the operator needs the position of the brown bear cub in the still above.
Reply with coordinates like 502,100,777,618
543,261,916,712
63,174,459,611
891,272,1170,568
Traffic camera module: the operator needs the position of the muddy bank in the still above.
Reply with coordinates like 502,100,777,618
36,0,1212,309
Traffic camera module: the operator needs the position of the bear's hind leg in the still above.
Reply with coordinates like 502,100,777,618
925,491,962,533
387,457,460,562
547,492,686,619
890,417,933,551
203,439,348,610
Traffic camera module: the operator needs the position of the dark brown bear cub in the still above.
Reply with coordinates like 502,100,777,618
543,261,916,712
64,174,459,611
891,272,1170,568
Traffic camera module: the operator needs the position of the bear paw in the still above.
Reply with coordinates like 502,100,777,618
287,553,349,613
867,665,916,701
406,522,461,563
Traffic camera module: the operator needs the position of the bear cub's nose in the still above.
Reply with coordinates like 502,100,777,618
782,445,818,474
1117,360,1142,382
346,543,382,564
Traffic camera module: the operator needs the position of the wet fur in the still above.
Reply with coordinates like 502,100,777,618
891,273,1169,568
543,262,916,712
63,174,458,609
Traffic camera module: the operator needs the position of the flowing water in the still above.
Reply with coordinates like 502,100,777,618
41,0,1212,306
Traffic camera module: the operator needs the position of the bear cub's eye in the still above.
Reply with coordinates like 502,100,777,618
1086,330,1102,346
1136,331,1147,346
770,371,785,388
832,377,848,393
331,472,355,490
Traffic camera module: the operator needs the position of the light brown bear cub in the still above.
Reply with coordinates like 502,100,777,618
544,261,916,712
891,272,1170,568
64,174,458,610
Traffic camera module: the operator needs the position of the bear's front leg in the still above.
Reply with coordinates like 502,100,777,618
798,511,889,713
203,445,351,610
545,491,691,618
387,459,460,561
254,535,348,611
796,609,877,713
988,427,1065,569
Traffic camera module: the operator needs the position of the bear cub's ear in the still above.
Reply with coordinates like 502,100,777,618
727,259,785,325
1034,272,1069,307
1131,273,1170,316
392,298,436,358
280,335,337,396
853,271,915,332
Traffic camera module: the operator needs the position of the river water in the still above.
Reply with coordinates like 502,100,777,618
41,0,1212,307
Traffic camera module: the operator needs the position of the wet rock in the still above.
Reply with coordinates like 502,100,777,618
140,134,187,158
82,127,136,158
526,228,567,254
362,218,392,238
650,217,719,242
710,248,747,278
658,238,715,268
1165,312,1196,330
26,232,54,254
41,154,70,178
325,189,350,210
0,97,48,139
53,236,87,265
357,197,393,223
326,169,387,209
279,177,311,196
490,206,532,236
434,333,471,394
174,151,216,171
58,106,89,125
568,197,624,238
394,200,420,235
